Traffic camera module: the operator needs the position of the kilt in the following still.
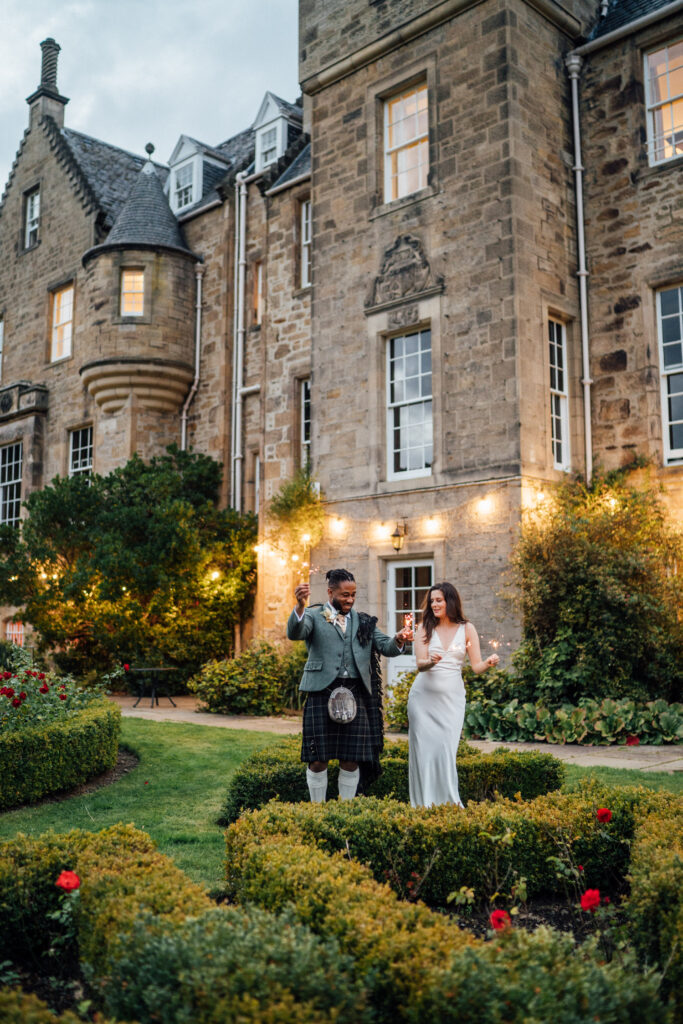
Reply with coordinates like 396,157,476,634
301,679,382,765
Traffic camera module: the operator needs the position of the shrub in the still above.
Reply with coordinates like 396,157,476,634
0,988,106,1024
0,697,120,809
218,736,564,824
224,783,648,908
0,669,103,732
188,639,307,714
509,471,683,705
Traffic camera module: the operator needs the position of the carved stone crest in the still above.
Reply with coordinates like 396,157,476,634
366,235,443,311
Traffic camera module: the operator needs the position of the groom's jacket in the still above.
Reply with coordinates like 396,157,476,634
287,604,402,693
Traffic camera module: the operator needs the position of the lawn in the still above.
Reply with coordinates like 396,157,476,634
0,718,281,891
1,719,680,892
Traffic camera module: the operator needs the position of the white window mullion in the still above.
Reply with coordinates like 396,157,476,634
549,319,571,471
658,284,683,463
69,426,93,477
645,39,683,165
0,442,23,527
301,200,312,288
386,329,433,480
300,377,311,467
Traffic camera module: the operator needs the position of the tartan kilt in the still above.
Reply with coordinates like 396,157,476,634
301,679,382,765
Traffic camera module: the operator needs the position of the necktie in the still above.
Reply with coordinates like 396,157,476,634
336,613,346,634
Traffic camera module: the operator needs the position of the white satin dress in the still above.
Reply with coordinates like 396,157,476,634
408,622,467,808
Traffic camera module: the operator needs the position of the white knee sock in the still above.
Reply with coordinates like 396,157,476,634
338,767,360,800
306,767,328,803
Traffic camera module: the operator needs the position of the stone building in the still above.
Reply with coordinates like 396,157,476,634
1,1,682,667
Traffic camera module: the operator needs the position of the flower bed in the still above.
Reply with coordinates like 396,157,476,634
386,671,683,744
0,674,120,809
218,736,565,824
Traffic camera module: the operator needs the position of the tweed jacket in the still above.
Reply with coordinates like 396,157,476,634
287,604,403,693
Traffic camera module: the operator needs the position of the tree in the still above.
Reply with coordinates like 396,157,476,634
509,468,683,705
0,446,257,677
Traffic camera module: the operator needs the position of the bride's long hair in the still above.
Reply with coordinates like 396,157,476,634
419,582,467,641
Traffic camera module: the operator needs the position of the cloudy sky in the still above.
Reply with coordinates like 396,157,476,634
0,0,300,189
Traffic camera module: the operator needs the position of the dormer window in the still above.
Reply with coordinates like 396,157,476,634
253,92,302,174
173,162,195,211
260,127,278,168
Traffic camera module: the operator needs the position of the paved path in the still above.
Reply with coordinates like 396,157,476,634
110,695,683,773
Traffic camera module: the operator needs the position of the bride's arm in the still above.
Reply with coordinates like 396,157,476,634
414,625,442,671
465,622,500,674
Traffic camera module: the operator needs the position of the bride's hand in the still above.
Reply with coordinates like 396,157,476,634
486,654,499,668
429,652,442,666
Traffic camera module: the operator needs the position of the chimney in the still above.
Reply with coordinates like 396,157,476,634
26,37,69,129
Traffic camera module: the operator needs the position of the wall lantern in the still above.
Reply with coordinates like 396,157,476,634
391,521,407,552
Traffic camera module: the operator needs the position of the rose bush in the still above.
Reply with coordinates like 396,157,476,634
0,669,101,733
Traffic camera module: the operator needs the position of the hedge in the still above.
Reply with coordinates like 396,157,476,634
0,988,108,1024
0,825,370,1023
224,803,673,1023
188,639,308,714
218,736,565,824
0,697,120,810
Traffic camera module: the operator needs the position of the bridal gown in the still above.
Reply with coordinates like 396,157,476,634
408,622,467,808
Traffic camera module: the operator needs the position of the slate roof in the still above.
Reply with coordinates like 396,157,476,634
269,141,311,191
61,127,168,227
590,0,680,39
83,159,194,261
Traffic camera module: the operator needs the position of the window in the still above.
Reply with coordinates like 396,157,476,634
383,82,429,202
300,377,311,467
173,162,194,210
259,127,278,169
658,284,683,462
387,329,432,478
120,269,144,316
0,442,22,527
300,199,312,288
24,188,40,248
4,620,24,646
69,426,93,477
387,560,433,688
645,40,683,165
0,317,4,382
50,283,73,361
549,319,571,471
252,262,263,326
253,454,261,514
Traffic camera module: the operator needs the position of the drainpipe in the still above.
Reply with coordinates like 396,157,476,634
180,262,205,451
566,53,593,485
231,171,249,511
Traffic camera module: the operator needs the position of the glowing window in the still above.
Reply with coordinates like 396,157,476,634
384,83,429,202
120,269,144,316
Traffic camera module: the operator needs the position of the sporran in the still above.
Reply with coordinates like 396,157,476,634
327,685,357,724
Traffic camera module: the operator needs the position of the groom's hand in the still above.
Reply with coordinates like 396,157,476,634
395,625,414,644
294,583,310,614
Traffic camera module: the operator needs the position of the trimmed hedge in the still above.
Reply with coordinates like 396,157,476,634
188,639,308,714
0,697,120,810
225,783,650,907
0,988,106,1024
218,735,565,824
224,804,672,1023
0,825,370,1023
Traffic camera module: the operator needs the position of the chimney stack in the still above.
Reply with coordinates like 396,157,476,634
26,37,69,129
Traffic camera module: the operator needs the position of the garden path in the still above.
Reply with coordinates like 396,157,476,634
109,695,683,773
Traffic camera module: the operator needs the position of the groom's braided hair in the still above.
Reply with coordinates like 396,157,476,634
325,568,355,588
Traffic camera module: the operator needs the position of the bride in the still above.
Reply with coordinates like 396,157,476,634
408,581,499,808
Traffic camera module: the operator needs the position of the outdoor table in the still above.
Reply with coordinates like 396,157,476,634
130,667,178,708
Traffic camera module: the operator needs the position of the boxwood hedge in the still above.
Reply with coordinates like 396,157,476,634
0,697,120,810
218,736,565,824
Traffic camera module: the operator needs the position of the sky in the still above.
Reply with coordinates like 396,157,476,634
0,0,300,189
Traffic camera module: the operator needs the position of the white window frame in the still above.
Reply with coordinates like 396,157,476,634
253,261,264,325
172,159,196,212
300,199,312,288
255,118,285,172
50,283,74,362
4,620,24,646
24,188,40,248
253,454,261,514
386,328,433,481
383,82,429,203
657,284,683,464
387,559,434,689
120,268,144,317
69,426,93,477
300,377,311,467
0,441,22,527
644,38,683,166
549,318,571,471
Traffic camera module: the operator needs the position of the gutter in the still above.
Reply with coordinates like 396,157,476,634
180,262,205,451
569,0,683,57
265,171,311,197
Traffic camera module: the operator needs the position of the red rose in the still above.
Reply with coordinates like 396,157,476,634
38,673,45,680
0,688,6,696
39,684,49,694
19,692,27,700
11,698,21,707
55,870,80,892
578,865,584,871
6,688,15,697
2,671,11,679
597,808,612,823
123,664,130,672
626,735,640,746
490,909,512,931
59,693,67,701
580,889,601,912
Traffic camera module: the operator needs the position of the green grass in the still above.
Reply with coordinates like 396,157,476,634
1,719,680,893
0,718,282,890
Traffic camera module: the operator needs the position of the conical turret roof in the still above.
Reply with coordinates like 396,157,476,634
82,151,195,264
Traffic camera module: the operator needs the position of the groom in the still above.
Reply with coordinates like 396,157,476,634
287,568,413,802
